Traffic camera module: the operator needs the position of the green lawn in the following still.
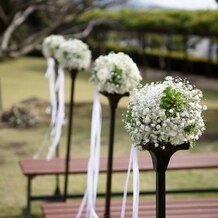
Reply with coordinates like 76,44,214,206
0,57,218,218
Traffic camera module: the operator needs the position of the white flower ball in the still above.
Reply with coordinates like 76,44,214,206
124,76,207,149
55,39,91,71
90,52,142,94
42,35,65,58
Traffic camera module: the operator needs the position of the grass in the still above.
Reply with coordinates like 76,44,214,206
0,57,218,218
0,57,96,109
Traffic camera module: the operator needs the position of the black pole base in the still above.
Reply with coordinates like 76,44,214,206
143,143,190,172
143,142,189,218
100,92,129,110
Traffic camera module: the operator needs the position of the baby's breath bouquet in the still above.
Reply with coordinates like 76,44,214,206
42,35,65,58
124,76,207,149
90,52,142,94
55,39,91,71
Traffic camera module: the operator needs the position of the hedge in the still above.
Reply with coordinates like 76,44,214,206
80,9,218,36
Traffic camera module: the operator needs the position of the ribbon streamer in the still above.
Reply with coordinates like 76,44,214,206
33,57,57,159
46,66,65,160
76,90,102,218
32,126,51,159
121,144,140,218
132,145,140,218
45,57,57,126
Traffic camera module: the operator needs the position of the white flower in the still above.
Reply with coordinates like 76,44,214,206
124,76,207,149
42,35,65,58
203,105,207,110
90,52,142,94
55,39,91,71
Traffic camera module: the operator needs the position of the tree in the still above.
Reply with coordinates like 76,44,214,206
0,0,126,60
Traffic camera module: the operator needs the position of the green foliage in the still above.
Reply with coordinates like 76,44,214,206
107,65,122,85
160,86,185,116
185,123,197,134
82,9,218,35
125,106,135,127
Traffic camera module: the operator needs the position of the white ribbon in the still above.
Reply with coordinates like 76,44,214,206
33,57,57,159
132,145,140,218
121,144,140,218
32,126,51,159
76,90,101,218
46,66,65,160
45,57,57,126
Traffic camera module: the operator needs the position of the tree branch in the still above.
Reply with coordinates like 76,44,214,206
64,19,111,39
0,0,127,59
1,6,36,51
11,0,50,15
7,18,63,57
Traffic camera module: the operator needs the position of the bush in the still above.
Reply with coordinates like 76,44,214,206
1,105,37,128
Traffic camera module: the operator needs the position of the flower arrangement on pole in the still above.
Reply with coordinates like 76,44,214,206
33,35,66,160
55,38,91,71
89,52,142,218
122,76,207,218
89,52,142,94
54,38,92,200
42,35,66,125
42,35,65,58
124,76,207,150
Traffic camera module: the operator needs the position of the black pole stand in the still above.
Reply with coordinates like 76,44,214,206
101,92,129,218
54,59,61,196
63,69,78,201
142,143,189,218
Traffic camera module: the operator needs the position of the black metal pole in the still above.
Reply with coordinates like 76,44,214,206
63,69,78,201
104,98,116,218
143,143,189,218
156,170,166,218
149,149,170,218
102,92,129,218
54,59,61,196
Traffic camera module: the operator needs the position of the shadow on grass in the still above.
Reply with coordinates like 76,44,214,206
0,214,41,218
4,216,40,218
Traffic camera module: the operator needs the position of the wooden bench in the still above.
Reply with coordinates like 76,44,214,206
42,197,218,218
20,152,218,216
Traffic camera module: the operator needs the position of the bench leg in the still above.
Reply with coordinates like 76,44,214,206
24,176,32,218
54,173,61,196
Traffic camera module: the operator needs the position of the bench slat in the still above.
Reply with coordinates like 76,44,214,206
42,197,218,218
20,153,218,176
